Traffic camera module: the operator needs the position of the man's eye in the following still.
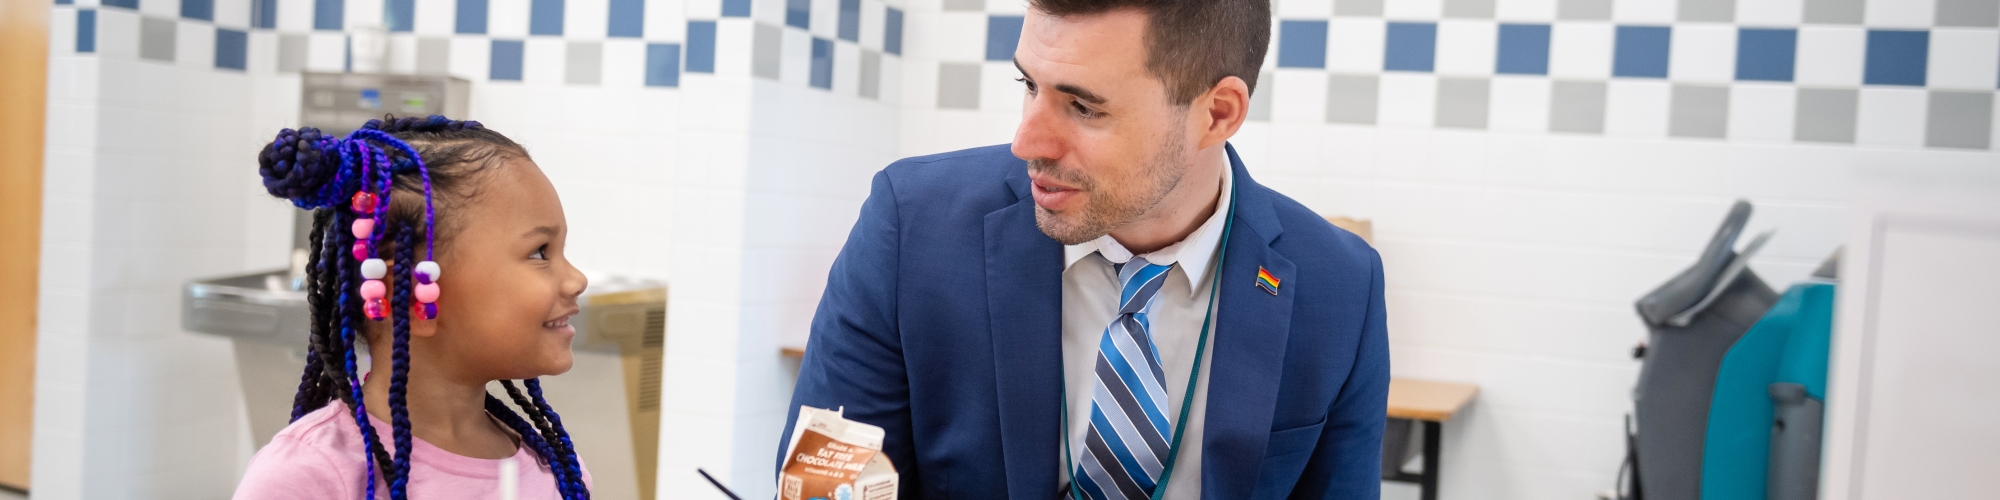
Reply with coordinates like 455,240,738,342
1072,101,1097,117
530,246,547,260
1015,77,1035,93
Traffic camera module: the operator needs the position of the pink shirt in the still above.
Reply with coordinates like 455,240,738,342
235,401,591,499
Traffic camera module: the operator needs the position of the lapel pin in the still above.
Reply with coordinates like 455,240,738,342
1255,266,1281,296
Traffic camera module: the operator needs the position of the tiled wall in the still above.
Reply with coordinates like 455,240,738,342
889,0,2000,499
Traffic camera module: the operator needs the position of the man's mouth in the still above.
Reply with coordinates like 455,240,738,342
1028,172,1085,210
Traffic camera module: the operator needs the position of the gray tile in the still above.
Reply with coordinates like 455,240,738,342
943,0,984,11
416,37,450,75
1443,0,1495,18
141,17,176,62
1937,0,2000,27
753,23,782,80
1550,80,1606,134
1334,0,1384,17
1435,77,1490,129
279,34,309,72
1557,0,1612,20
565,41,601,85
1926,90,1994,149
860,49,882,100
938,62,982,110
1326,73,1379,125
1679,0,1735,22
1803,0,1863,24
1249,70,1273,122
1670,84,1730,139
1794,87,1858,143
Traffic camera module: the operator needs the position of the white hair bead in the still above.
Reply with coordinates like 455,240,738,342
415,261,441,282
360,258,387,279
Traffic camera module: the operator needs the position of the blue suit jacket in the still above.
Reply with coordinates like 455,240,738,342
780,144,1390,499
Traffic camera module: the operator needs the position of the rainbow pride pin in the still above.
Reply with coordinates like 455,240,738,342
1256,267,1281,296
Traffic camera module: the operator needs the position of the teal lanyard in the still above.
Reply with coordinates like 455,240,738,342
1061,183,1237,500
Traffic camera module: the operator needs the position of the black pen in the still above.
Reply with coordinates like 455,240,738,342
698,468,744,500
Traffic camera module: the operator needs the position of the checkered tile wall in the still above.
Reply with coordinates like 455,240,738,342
53,0,906,96
916,0,2000,150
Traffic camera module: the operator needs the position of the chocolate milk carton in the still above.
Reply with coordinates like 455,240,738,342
779,406,899,500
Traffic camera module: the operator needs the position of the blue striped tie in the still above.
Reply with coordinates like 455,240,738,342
1074,257,1176,500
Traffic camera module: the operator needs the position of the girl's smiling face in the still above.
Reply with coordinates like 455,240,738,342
418,156,587,382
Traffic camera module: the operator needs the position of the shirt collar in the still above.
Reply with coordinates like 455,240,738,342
1063,166,1234,297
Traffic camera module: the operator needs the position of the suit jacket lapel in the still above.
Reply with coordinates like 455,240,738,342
986,168,1065,498
1201,146,1298,498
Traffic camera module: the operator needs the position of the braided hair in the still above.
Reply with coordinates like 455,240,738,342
258,115,590,499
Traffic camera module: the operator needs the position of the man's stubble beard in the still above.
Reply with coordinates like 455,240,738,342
1031,126,1191,245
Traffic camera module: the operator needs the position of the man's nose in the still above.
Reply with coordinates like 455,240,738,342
1012,95,1064,162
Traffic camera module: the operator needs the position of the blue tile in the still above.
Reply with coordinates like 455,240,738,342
530,0,562,35
76,9,94,52
457,0,487,34
686,20,716,73
838,0,860,42
386,0,414,31
646,43,681,87
1496,23,1551,75
722,0,750,17
215,28,247,70
491,39,524,80
1865,30,1928,86
255,0,277,28
786,0,809,29
885,7,903,55
1385,22,1437,72
56,0,71,5
1277,20,1328,68
607,0,642,37
314,0,342,30
1736,28,1796,82
811,37,834,89
1613,25,1671,78
987,15,1023,61
181,0,212,21
102,0,133,10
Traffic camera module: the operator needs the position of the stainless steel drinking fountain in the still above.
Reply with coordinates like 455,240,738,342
183,73,666,500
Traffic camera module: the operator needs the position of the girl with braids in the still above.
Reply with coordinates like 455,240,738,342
234,115,593,499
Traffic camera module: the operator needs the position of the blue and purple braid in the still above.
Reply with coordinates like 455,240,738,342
386,223,417,499
525,379,590,497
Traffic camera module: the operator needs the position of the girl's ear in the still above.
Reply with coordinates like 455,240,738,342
412,312,439,337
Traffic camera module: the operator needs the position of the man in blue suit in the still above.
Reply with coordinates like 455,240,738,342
780,1,1388,498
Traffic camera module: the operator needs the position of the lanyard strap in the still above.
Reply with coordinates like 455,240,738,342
1062,182,1237,500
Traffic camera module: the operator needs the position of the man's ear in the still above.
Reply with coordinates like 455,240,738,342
1196,76,1251,151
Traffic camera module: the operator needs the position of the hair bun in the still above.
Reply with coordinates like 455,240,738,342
258,127,341,208
362,115,486,134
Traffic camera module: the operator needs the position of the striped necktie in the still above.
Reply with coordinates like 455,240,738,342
1073,257,1177,500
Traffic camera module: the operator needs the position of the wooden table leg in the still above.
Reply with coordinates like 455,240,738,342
1421,420,1441,500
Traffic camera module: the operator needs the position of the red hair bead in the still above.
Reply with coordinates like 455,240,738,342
363,297,387,320
413,302,437,320
350,191,378,213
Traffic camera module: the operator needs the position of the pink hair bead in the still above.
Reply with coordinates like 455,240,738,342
351,241,370,261
359,279,386,300
414,282,440,303
363,297,387,320
351,218,375,239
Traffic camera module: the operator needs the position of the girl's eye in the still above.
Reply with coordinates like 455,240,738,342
530,245,547,260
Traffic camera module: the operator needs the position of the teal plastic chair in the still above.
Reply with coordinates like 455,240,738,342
1699,281,1835,500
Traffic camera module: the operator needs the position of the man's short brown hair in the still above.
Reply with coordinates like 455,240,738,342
1030,0,1271,105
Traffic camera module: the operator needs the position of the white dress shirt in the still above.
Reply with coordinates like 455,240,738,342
1059,167,1233,499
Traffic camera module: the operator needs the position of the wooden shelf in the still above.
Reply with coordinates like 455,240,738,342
1386,379,1480,422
